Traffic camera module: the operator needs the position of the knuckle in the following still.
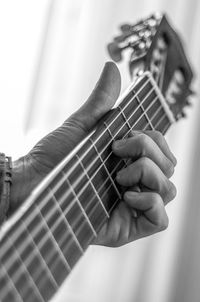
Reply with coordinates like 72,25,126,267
138,156,151,169
138,133,150,151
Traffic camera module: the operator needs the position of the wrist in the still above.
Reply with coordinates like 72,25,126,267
9,157,26,216
9,156,35,216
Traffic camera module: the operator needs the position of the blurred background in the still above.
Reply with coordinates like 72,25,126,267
0,0,200,301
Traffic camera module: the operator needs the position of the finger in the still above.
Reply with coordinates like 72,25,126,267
143,130,177,166
124,191,169,239
113,133,175,178
66,61,121,133
116,157,177,204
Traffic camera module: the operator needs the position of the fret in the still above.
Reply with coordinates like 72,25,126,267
7,237,45,302
134,90,155,130
62,195,96,250
118,105,132,133
24,205,69,285
21,218,60,298
61,154,110,235
0,263,23,302
89,138,121,198
103,121,115,140
155,114,171,133
75,153,109,218
74,154,110,234
34,205,71,273
0,71,177,302
120,82,153,131
28,189,83,272
1,245,41,301
64,175,97,237
0,219,58,301
49,188,84,254
15,202,71,292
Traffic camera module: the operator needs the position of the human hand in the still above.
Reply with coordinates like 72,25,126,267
10,61,121,213
94,131,177,247
9,61,177,248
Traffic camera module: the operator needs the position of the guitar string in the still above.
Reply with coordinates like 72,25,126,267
0,98,167,300
1,105,170,301
0,77,153,298
0,76,151,254
0,81,157,294
0,90,170,297
0,81,169,272
0,78,171,298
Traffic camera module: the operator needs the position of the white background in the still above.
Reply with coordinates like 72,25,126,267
1,1,200,302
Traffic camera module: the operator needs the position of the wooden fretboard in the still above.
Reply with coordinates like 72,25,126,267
0,72,174,302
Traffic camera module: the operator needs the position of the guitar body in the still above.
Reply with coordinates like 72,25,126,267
0,13,193,302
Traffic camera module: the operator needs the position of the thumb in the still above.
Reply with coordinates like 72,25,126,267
68,61,121,132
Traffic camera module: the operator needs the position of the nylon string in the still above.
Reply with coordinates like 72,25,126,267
0,77,171,298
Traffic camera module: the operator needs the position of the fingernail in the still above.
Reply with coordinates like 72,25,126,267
124,191,133,199
113,140,125,149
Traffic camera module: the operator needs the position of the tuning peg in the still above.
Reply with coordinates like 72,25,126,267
107,42,123,62
114,32,133,43
120,24,132,33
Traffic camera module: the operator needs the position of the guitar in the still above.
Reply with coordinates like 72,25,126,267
0,13,193,302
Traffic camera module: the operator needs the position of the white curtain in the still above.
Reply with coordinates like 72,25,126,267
1,0,200,301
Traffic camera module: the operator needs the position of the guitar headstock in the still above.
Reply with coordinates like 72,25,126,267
107,13,194,121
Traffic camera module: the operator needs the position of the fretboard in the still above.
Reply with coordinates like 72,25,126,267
0,72,175,302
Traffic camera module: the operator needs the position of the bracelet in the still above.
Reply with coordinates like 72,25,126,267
0,153,12,226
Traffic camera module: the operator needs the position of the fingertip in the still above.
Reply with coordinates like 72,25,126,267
124,191,138,202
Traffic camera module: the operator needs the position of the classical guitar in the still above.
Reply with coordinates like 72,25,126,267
0,13,193,302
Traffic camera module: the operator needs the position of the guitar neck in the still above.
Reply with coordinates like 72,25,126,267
0,72,175,302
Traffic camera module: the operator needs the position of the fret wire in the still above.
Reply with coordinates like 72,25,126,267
0,227,58,300
103,121,115,140
0,263,23,302
154,112,167,130
1,112,170,298
21,218,59,290
34,206,72,274
4,95,167,292
49,188,84,254
6,236,45,302
0,76,151,259
103,120,129,166
147,99,162,125
75,154,109,218
134,88,155,130
118,105,133,131
162,122,171,134
0,92,165,280
0,87,163,278
88,138,121,200
0,76,172,286
1,185,91,283
64,175,97,237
